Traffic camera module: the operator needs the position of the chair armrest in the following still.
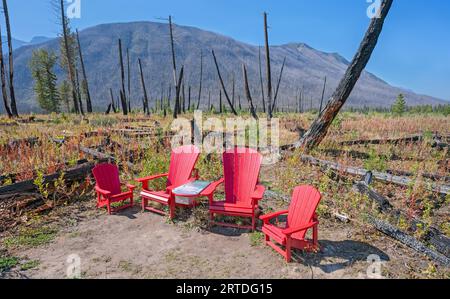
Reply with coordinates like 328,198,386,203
95,186,111,198
251,185,266,205
260,210,289,222
201,178,224,197
136,173,168,190
283,221,318,236
126,184,136,192
136,173,169,183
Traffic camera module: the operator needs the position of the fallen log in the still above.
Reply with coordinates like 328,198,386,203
79,146,134,169
0,161,96,197
301,155,450,195
353,181,450,258
368,216,450,267
338,134,425,146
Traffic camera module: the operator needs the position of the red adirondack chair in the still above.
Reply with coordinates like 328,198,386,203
92,163,135,215
202,147,265,231
260,185,322,262
137,145,200,219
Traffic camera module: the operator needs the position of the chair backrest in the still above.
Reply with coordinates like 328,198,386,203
287,185,322,239
223,147,262,206
167,145,200,188
92,163,122,195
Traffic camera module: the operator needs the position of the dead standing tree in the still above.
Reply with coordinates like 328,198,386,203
242,64,258,120
59,0,79,114
196,50,203,110
296,0,394,150
138,58,150,115
76,29,92,113
211,49,238,115
168,16,183,118
263,12,274,119
0,28,12,118
2,0,17,117
319,76,327,114
118,39,128,115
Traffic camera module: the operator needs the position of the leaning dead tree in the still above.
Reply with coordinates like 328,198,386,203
258,47,266,113
2,0,17,117
296,0,394,150
109,88,117,113
76,29,92,113
319,76,327,114
211,49,238,115
118,39,128,115
271,57,286,114
0,27,12,118
138,58,150,115
59,0,80,114
242,64,258,120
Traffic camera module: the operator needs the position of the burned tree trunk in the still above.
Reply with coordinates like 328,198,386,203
0,28,12,118
60,0,79,114
75,69,84,115
270,57,286,115
173,66,184,118
242,64,258,120
138,58,150,115
258,46,266,113
264,12,274,119
319,76,327,114
219,89,222,114
109,88,117,113
188,85,191,111
211,49,238,115
168,16,181,118
76,29,92,113
127,48,131,112
196,50,203,110
2,0,18,117
296,0,393,150
118,39,128,115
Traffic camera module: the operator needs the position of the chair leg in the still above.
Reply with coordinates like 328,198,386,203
313,224,319,249
209,212,214,228
141,198,147,211
251,214,256,231
285,237,292,263
106,202,112,215
169,201,175,219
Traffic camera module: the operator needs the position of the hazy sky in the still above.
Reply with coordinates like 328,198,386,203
3,0,450,100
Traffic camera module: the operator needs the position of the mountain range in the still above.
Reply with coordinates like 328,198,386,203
1,21,447,113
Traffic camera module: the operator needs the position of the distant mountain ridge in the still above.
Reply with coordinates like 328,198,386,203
2,35,53,52
2,21,447,113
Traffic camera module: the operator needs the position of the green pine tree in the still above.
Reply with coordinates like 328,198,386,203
30,49,60,113
392,94,406,116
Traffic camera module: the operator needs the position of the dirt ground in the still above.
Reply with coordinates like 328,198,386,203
3,201,443,279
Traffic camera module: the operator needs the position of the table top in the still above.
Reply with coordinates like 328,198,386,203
172,180,212,197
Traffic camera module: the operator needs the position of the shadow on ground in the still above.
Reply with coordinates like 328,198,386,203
295,240,390,274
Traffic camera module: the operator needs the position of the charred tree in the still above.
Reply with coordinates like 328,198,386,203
75,69,84,115
196,50,203,110
59,0,79,114
138,58,150,115
242,64,258,120
118,39,128,115
319,76,327,114
263,12,274,119
109,88,117,113
0,28,12,118
270,57,286,115
168,16,181,118
127,48,131,111
75,29,92,113
258,46,266,113
2,0,17,117
297,0,393,150
173,66,184,118
211,49,238,115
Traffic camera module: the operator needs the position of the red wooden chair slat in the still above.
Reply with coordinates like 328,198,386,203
137,145,200,219
92,163,135,215
205,147,265,231
260,185,321,262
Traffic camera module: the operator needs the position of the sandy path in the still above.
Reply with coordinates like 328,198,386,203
14,207,394,279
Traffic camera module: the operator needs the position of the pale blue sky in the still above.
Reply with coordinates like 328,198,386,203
3,0,450,100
